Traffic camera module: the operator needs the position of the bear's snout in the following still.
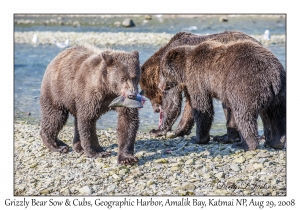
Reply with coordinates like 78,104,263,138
127,91,136,99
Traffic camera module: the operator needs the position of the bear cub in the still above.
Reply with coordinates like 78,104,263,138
40,45,141,165
160,40,286,151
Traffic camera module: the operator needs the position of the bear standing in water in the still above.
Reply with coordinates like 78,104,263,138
40,45,141,165
160,40,286,151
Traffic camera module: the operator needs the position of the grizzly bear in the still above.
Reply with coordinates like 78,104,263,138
40,45,141,165
140,31,261,143
159,40,286,151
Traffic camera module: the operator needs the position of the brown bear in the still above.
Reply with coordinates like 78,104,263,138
40,44,141,165
140,31,261,143
159,40,286,151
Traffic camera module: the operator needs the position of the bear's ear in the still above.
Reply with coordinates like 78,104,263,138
132,50,139,59
100,52,113,66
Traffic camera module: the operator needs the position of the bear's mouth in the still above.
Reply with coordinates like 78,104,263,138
108,92,146,108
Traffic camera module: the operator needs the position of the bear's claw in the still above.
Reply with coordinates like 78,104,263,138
118,155,138,165
149,128,166,137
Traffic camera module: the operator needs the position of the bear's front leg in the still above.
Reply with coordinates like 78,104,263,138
175,90,195,137
77,118,111,158
116,107,139,165
150,86,182,137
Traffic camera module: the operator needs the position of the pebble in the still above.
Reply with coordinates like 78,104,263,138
230,164,241,171
107,185,116,192
253,163,264,170
154,158,168,163
245,164,255,171
79,186,92,195
215,172,225,179
185,159,195,165
233,156,246,163
13,121,286,196
257,152,271,158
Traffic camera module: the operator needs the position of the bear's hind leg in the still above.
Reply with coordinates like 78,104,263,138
40,106,69,153
189,94,214,144
231,110,259,151
260,93,286,149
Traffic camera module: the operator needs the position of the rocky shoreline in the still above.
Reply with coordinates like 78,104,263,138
14,120,286,196
14,31,285,47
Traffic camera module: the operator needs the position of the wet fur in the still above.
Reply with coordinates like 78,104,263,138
40,45,140,165
160,40,286,151
141,31,261,140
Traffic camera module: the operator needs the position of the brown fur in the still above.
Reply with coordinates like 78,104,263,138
140,31,261,141
160,40,286,151
40,45,140,165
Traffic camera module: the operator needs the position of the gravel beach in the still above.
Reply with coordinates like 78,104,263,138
14,31,285,46
14,121,286,196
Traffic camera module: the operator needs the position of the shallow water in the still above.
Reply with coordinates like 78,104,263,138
14,15,286,136
15,15,286,35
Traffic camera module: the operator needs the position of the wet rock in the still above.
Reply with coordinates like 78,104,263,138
122,18,135,27
219,16,228,22
145,15,152,20
166,132,176,138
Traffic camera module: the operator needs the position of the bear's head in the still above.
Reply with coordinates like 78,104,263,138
100,50,140,99
140,54,163,113
159,41,225,92
159,46,188,93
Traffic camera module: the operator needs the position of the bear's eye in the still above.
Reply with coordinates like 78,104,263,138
121,77,126,82
165,85,171,91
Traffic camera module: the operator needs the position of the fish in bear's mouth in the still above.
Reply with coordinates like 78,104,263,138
108,92,146,108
